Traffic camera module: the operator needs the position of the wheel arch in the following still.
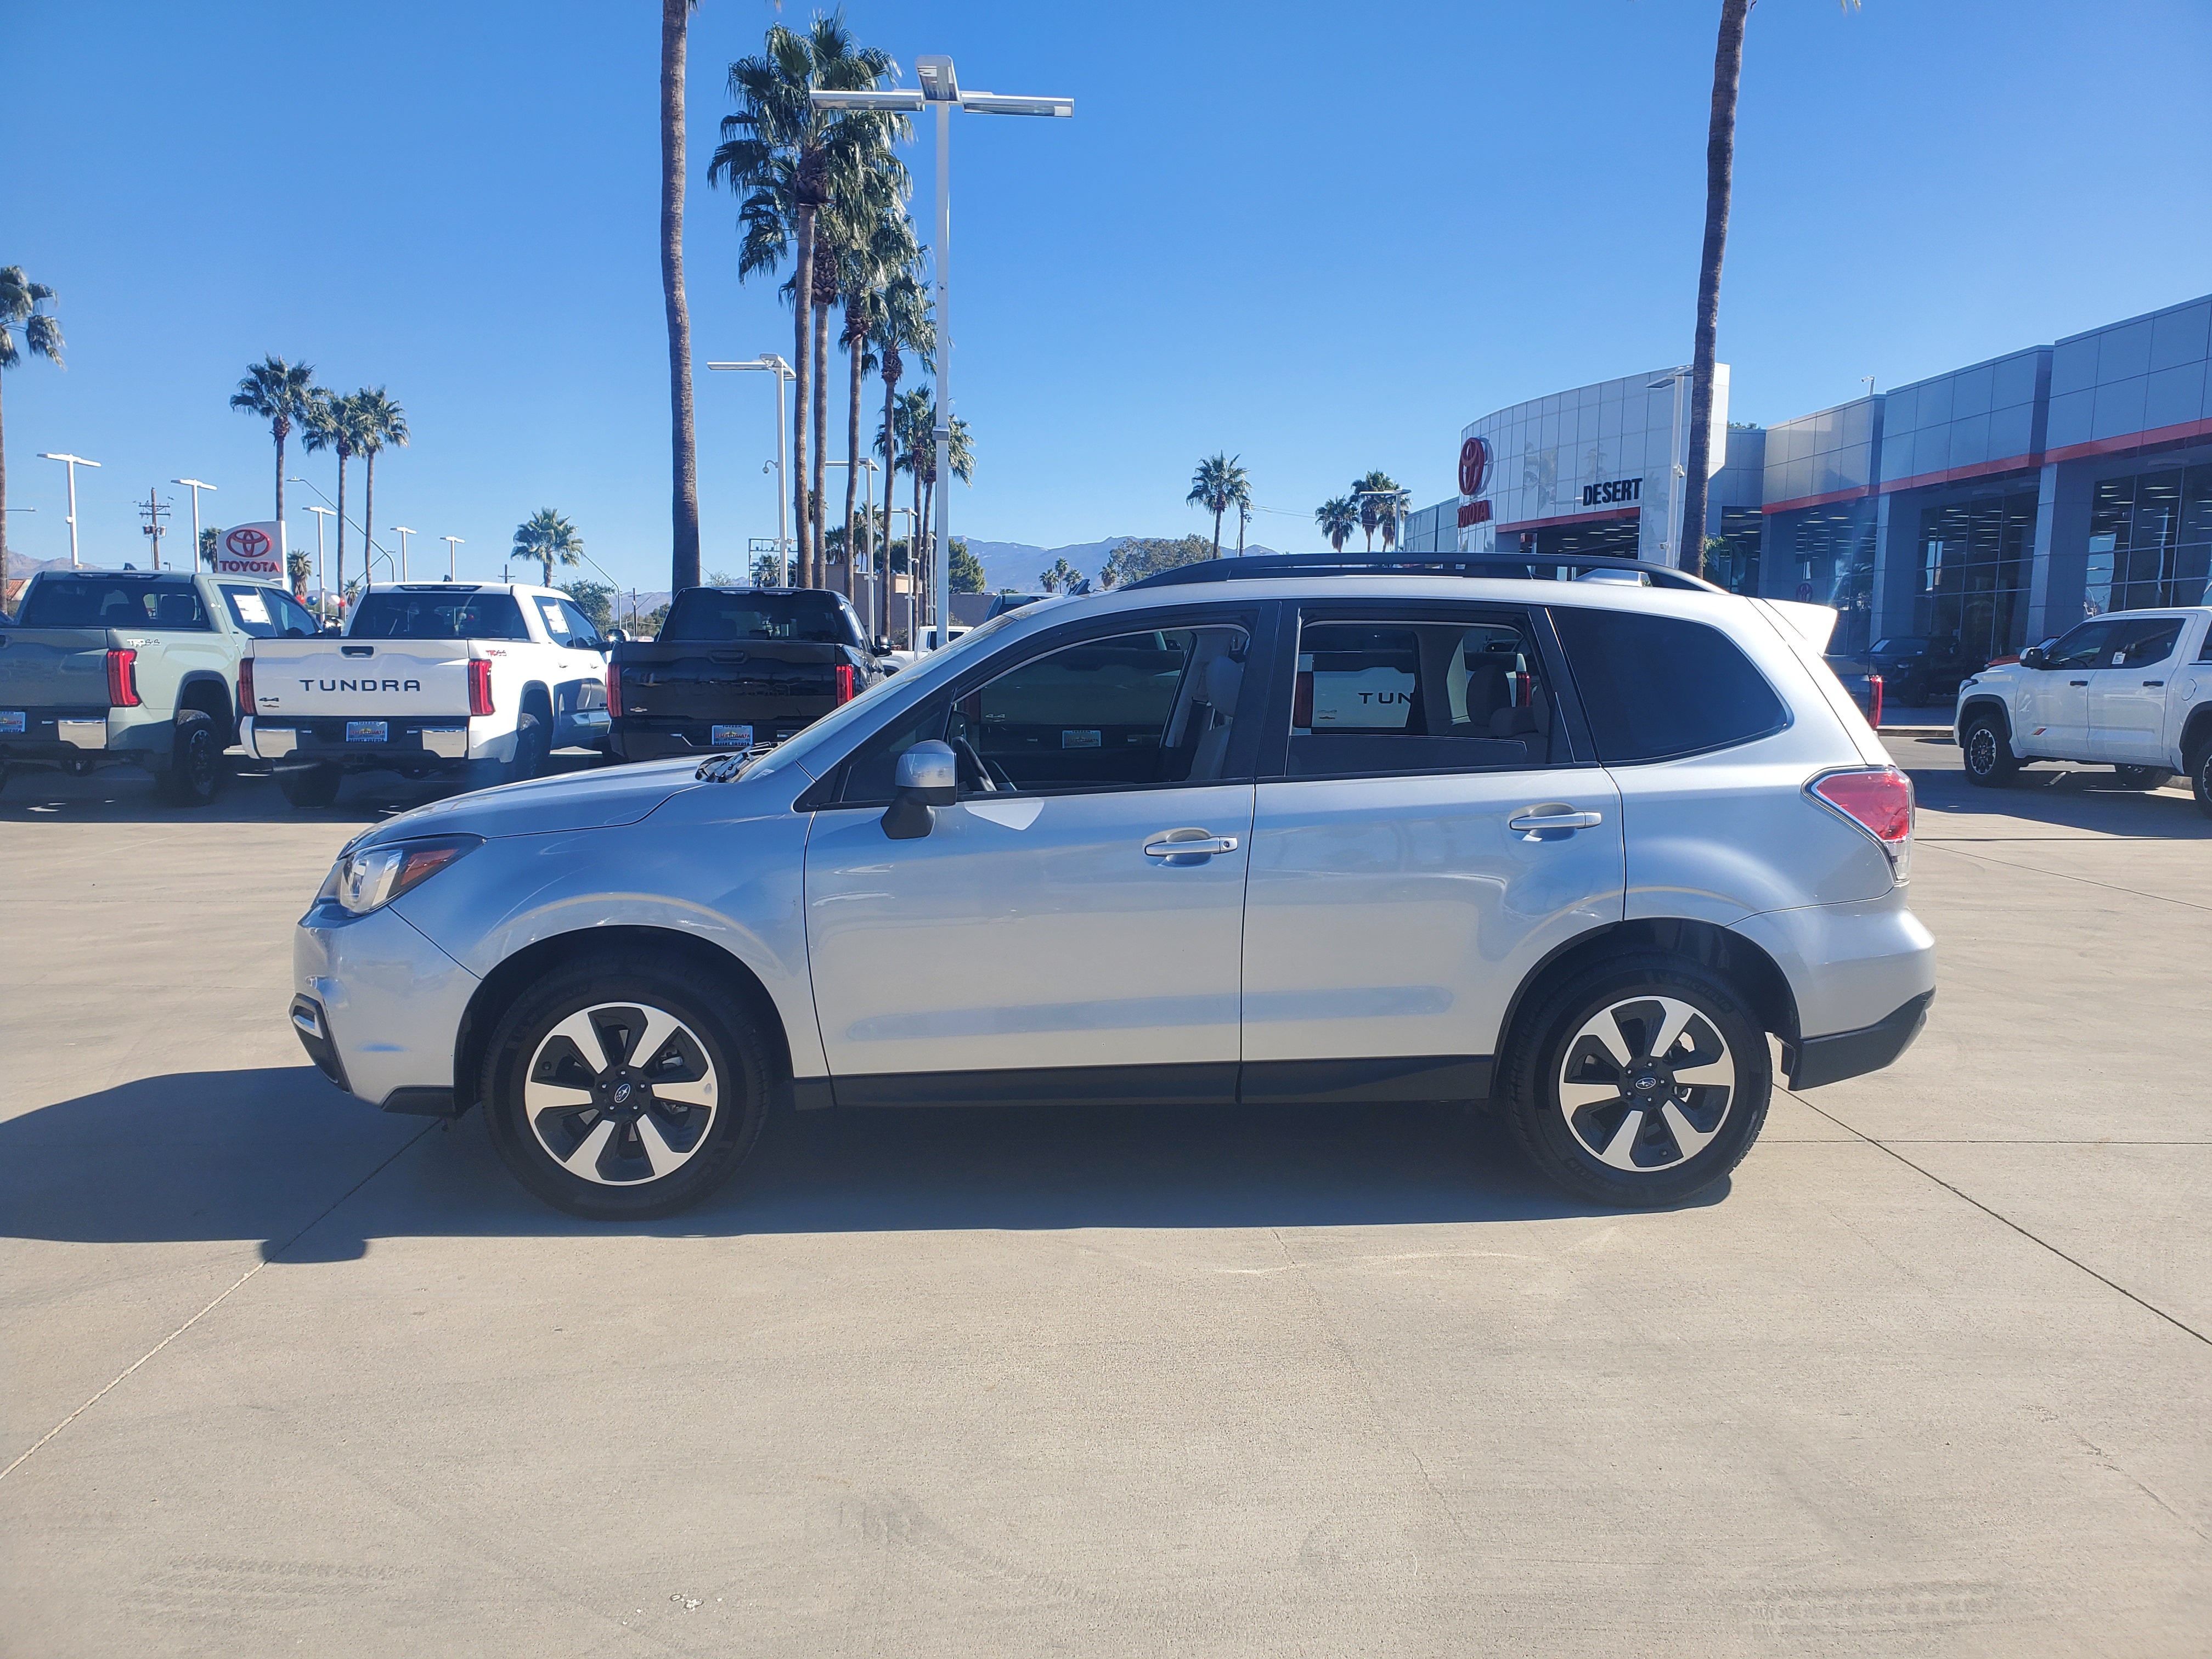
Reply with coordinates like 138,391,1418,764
176,670,236,745
520,680,554,723
1956,693,2012,742
1496,918,1801,1086
2181,702,2212,765
452,924,795,1114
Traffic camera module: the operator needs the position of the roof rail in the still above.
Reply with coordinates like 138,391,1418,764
1121,551,1722,594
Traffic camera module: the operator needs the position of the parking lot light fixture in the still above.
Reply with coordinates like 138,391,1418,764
36,452,100,567
390,526,415,581
173,478,217,571
442,535,464,581
1646,369,1690,565
709,354,797,584
812,59,1073,648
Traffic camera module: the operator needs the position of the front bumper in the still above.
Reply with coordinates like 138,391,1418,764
1788,991,1934,1090
294,899,480,1111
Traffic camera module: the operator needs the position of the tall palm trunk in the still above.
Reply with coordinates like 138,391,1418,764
843,305,865,607
1680,0,1750,576
362,450,377,581
661,0,703,591
1,374,9,602
792,207,816,586
811,297,831,595
334,449,350,612
879,354,900,641
1211,506,1223,558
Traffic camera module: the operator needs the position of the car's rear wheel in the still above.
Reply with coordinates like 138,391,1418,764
278,763,342,809
482,955,770,1221
2191,740,2212,820
162,710,226,806
1504,956,1771,1208
2112,764,2172,789
1961,713,2019,787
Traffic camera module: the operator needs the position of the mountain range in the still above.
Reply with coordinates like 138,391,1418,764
964,537,1281,592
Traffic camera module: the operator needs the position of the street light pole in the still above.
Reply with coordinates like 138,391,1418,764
37,453,101,568
1647,369,1690,566
443,535,464,580
708,354,796,584
813,60,1071,649
303,505,336,618
173,478,217,571
390,526,415,581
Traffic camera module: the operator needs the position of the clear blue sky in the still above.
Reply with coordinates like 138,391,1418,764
4,0,2208,591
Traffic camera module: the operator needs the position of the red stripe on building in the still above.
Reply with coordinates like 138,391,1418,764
2041,415,2212,465
1760,483,1876,515
1876,453,2041,496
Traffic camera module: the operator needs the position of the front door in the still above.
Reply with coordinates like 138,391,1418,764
2016,618,2117,757
1238,607,1624,1099
2089,616,2185,763
804,617,1260,1096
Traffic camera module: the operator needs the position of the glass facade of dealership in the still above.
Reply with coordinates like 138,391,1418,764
1404,292,2212,663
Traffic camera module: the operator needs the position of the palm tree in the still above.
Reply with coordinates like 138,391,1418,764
352,388,409,579
514,508,584,588
1,267,64,601
712,15,907,588
1353,470,1401,552
826,185,916,607
298,391,370,611
228,354,316,540
661,0,703,592
870,261,933,638
1314,495,1358,554
1038,557,1083,594
1187,454,1250,558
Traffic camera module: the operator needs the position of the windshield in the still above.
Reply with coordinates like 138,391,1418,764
661,590,865,646
349,591,530,640
741,609,1027,782
19,577,212,631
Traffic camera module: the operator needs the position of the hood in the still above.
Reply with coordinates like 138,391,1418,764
356,757,706,848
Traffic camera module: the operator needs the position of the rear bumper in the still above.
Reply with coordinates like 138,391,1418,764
0,708,139,768
611,715,815,764
247,715,482,769
1787,991,1934,1090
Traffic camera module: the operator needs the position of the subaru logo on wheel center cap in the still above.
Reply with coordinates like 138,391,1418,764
1633,1075,1660,1091
612,1081,634,1104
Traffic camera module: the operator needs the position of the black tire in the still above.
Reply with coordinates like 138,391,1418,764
2191,740,2212,821
1503,955,1771,1209
481,952,771,1221
2112,765,2172,790
504,710,549,786
1961,712,2020,788
278,764,343,810
161,710,227,806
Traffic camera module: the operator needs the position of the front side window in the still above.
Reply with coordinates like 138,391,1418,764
1553,607,1787,764
2110,618,2183,668
834,623,1250,801
556,600,604,650
1287,616,1564,776
348,591,530,640
219,584,314,637
2044,619,2118,671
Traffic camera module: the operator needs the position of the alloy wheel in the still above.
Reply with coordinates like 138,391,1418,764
523,1002,720,1186
1966,724,1998,778
1557,995,1737,1172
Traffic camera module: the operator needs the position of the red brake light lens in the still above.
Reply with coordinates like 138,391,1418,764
1866,673,1883,730
1810,766,1913,844
834,662,857,704
105,647,140,708
605,659,622,719
237,656,256,721
468,659,495,717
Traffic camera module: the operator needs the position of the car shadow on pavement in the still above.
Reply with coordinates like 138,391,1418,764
1887,737,2210,838
0,1066,1675,1259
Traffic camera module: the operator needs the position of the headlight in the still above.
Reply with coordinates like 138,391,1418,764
317,835,482,915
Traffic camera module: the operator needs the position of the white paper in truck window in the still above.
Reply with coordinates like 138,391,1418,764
232,590,270,625
538,599,567,635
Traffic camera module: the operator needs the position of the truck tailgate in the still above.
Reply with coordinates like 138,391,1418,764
614,641,847,725
0,628,117,713
249,639,473,718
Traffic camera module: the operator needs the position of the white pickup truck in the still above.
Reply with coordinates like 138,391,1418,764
240,581,611,808
1954,605,2212,816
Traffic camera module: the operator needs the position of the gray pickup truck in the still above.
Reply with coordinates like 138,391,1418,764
0,568,321,804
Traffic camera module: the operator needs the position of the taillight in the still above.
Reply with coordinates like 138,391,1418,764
1808,765,1914,879
238,657,256,721
468,659,495,717
834,662,857,704
605,659,622,719
1866,673,1884,730
105,647,140,708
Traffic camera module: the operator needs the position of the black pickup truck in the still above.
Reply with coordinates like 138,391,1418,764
607,586,896,763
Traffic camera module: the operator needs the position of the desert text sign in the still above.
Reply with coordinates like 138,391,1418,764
215,522,286,578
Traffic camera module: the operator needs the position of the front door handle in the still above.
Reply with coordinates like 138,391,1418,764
1509,808,1604,833
2143,680,2164,687
2069,679,2089,686
1143,829,1238,861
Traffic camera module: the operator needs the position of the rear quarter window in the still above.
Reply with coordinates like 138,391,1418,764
1553,607,1788,763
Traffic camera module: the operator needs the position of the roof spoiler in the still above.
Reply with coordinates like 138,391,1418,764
1122,551,1723,594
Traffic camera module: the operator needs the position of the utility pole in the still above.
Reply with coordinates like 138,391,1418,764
138,489,173,569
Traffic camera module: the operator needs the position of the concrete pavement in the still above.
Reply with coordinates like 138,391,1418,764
2,754,2205,1657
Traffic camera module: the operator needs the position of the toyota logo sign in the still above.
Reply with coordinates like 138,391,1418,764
1458,436,1491,499
215,521,285,577
224,527,271,559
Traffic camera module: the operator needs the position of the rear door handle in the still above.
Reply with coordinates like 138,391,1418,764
1509,808,1604,833
1143,830,1238,860
2069,679,2088,686
2143,680,2164,687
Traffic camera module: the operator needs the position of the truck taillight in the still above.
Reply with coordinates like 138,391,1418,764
606,659,622,719
834,662,857,704
105,647,140,708
468,659,495,717
1808,765,1914,879
1867,673,1884,730
237,657,256,721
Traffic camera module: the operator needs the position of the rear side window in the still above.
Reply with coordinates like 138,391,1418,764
2111,618,2183,667
1288,616,1566,775
19,578,211,631
1553,608,1788,763
349,591,529,640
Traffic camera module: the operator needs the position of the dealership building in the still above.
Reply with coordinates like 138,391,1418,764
1402,291,2212,658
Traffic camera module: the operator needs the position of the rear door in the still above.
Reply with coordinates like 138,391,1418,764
1237,601,1623,1100
2089,616,2187,763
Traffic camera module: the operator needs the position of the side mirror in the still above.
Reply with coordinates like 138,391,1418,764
608,627,630,644
882,740,957,840
2019,645,2048,669
873,634,891,654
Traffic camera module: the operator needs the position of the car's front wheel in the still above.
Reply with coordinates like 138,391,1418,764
2112,765,2172,790
2191,739,2212,821
482,955,770,1220
1503,956,1771,1208
1961,713,2019,787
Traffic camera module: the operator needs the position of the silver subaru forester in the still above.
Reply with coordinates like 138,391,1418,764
289,555,1933,1220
